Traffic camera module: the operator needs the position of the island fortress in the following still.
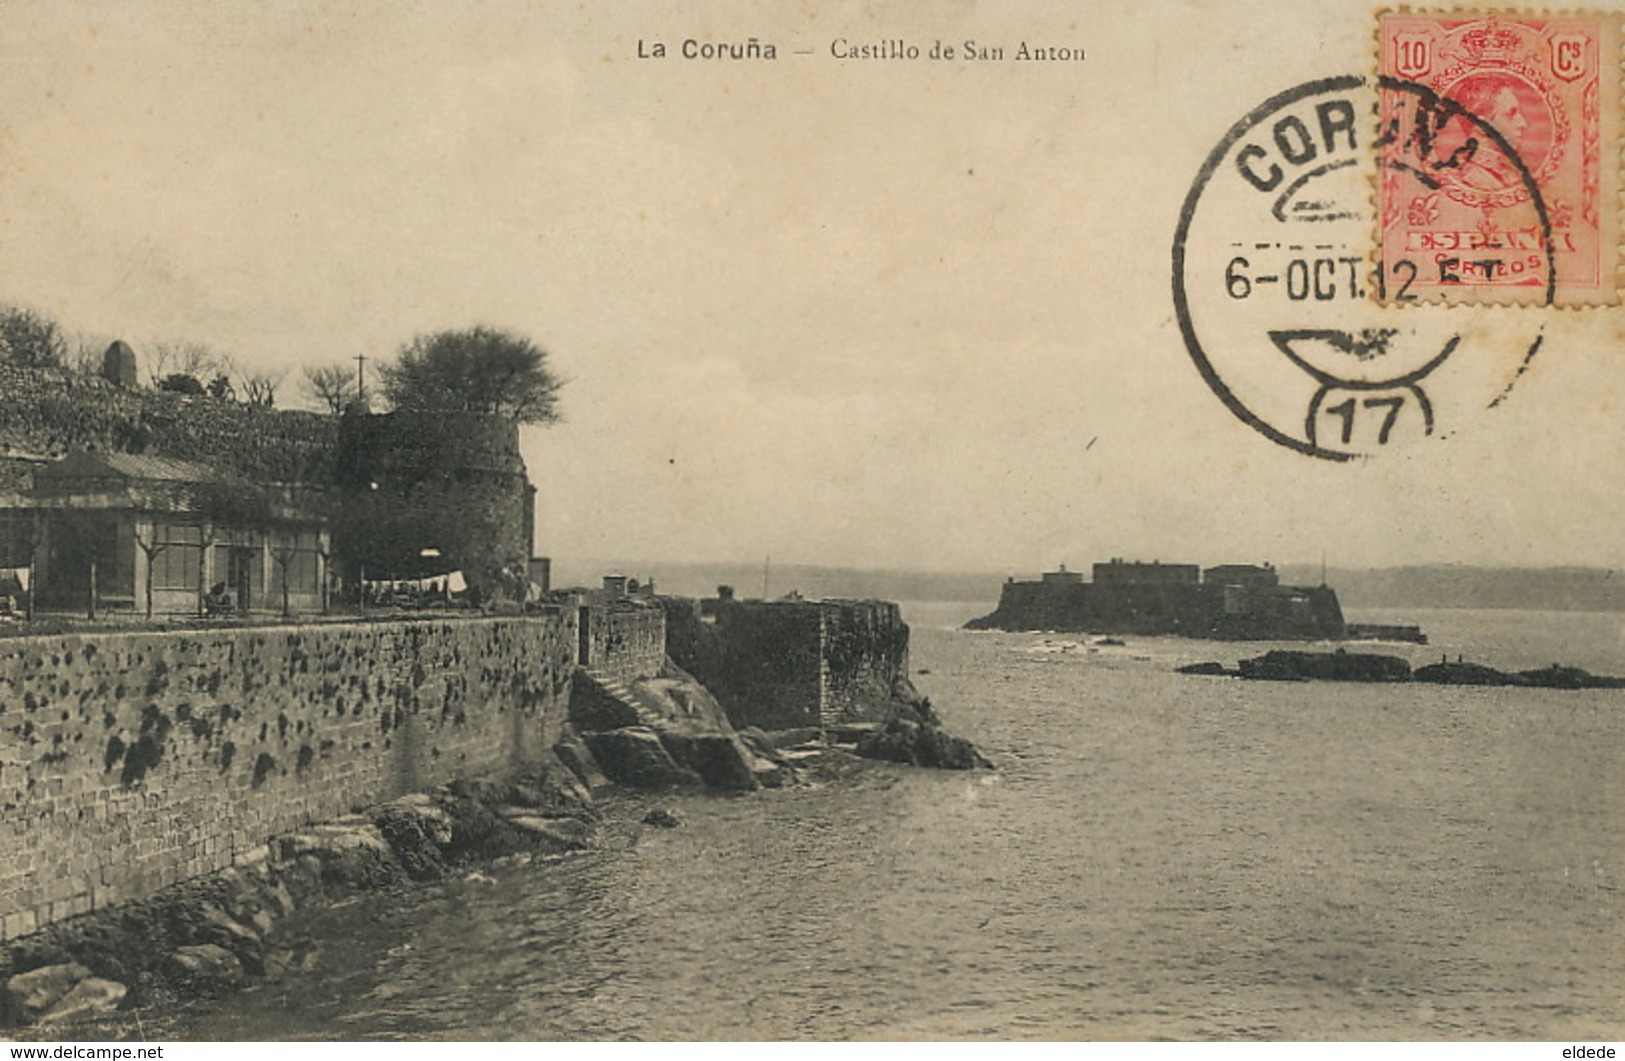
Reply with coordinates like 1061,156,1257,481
966,559,1348,640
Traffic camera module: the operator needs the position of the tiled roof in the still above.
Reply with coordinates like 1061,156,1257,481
19,450,327,524
33,450,221,483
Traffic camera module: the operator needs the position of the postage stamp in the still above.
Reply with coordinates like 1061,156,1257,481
1171,10,1621,459
1173,76,1551,459
1377,12,1621,306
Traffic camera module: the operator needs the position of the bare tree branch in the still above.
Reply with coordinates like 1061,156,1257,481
302,363,355,414
148,341,225,386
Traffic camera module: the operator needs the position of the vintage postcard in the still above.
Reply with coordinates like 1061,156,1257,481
0,0,1621,1045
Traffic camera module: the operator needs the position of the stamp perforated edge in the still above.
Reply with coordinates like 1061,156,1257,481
1371,6,1624,308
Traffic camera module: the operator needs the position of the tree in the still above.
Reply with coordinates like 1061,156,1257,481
148,341,224,388
302,363,355,414
270,540,296,617
379,326,563,423
238,369,283,408
156,373,206,395
66,336,108,377
132,523,173,619
0,306,68,368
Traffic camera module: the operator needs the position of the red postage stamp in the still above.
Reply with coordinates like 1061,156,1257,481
1377,12,1620,306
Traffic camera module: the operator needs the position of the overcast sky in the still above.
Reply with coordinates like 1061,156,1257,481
3,0,1623,575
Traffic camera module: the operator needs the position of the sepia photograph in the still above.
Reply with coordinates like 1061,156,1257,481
0,0,1621,1044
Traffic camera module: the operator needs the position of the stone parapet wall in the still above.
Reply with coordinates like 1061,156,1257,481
818,600,910,726
660,598,910,731
0,615,575,942
582,603,665,683
708,602,825,730
337,411,526,477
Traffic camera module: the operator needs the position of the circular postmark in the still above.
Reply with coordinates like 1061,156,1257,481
1173,75,1553,460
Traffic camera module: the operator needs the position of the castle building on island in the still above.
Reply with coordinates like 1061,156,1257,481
967,558,1343,640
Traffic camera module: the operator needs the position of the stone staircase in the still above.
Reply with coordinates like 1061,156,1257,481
580,667,632,702
568,665,773,791
577,667,661,726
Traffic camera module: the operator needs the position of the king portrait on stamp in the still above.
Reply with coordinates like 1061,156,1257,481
1378,12,1621,306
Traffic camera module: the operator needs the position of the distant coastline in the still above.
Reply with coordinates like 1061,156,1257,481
1274,565,1625,613
568,561,1625,614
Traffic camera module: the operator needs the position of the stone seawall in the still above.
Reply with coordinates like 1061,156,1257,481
661,599,823,730
580,603,666,683
821,601,911,724
660,598,914,731
0,615,575,943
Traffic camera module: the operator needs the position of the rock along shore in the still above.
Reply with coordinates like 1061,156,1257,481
2,696,989,1032
0,741,598,1029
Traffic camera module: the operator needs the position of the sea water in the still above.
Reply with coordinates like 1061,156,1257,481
146,605,1623,1040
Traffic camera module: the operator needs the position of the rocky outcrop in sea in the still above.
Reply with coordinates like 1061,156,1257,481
1177,651,1625,689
